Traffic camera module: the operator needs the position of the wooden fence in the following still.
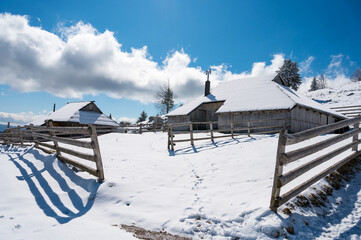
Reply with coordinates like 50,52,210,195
270,116,361,212
125,123,165,134
167,119,286,151
331,105,361,118
1,120,105,181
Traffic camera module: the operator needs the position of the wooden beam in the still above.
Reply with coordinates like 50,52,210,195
281,128,361,165
285,116,361,145
278,151,361,207
279,140,361,187
32,132,93,149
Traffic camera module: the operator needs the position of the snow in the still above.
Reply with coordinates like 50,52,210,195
167,76,344,118
31,102,119,127
2,82,361,239
1,130,361,239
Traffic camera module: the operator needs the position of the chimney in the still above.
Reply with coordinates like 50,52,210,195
53,103,56,112
205,69,211,96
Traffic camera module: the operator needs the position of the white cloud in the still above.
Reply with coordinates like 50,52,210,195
0,111,48,125
299,56,315,74
118,117,136,123
0,13,285,105
298,54,353,93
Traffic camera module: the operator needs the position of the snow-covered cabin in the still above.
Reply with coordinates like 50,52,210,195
31,101,119,127
167,75,345,133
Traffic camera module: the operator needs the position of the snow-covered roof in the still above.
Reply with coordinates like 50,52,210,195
31,101,119,126
167,76,345,118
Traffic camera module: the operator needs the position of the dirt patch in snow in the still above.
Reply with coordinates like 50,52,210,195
119,224,191,240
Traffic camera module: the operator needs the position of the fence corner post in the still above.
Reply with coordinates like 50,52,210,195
270,129,287,213
139,124,143,134
231,122,234,139
352,122,359,152
209,121,214,142
89,125,105,182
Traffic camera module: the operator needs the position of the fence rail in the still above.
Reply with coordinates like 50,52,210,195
124,123,165,134
167,119,287,151
1,121,105,181
270,116,361,212
331,105,361,118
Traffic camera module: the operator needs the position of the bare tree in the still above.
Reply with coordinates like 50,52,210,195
318,74,327,89
154,81,175,115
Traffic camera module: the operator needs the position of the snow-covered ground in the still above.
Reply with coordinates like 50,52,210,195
1,81,361,239
1,130,361,239
304,81,361,107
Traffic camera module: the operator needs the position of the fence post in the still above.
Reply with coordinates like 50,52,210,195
270,129,287,213
46,120,61,156
247,122,251,137
353,122,359,151
29,124,39,148
17,126,24,146
139,124,143,134
209,121,214,142
190,123,194,146
170,125,174,151
4,122,10,145
9,125,14,145
89,125,104,182
167,130,171,150
231,122,234,139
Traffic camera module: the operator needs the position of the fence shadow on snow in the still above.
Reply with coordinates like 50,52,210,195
5,146,100,224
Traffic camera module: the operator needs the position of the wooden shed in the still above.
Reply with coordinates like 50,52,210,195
31,101,119,128
167,75,345,133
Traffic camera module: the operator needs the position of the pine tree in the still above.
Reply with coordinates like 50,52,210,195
137,110,148,123
154,81,175,115
318,74,327,89
351,68,361,82
276,59,302,90
309,76,318,91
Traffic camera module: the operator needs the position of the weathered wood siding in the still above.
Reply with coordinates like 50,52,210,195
189,102,224,130
290,106,339,133
218,110,290,133
167,115,190,131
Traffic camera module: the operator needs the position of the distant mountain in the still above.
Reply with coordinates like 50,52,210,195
0,124,13,133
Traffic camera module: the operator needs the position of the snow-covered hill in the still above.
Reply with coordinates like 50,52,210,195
1,130,361,239
303,81,361,108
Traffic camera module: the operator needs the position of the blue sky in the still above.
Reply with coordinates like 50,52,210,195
0,0,360,124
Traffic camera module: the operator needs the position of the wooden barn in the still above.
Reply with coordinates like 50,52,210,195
31,101,119,127
167,75,345,133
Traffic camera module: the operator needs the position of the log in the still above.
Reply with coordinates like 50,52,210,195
278,140,361,187
57,154,98,177
281,128,361,165
285,116,361,145
353,123,359,151
28,126,91,134
278,151,361,207
32,132,93,149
